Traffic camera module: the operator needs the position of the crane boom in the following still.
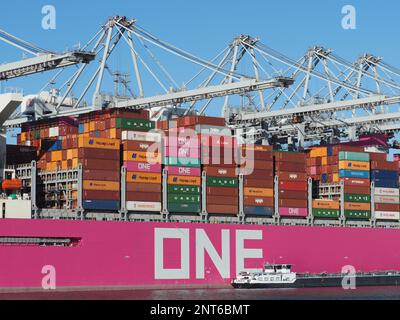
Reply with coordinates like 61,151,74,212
0,51,95,80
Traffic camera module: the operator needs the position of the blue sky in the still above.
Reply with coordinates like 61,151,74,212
2,0,400,94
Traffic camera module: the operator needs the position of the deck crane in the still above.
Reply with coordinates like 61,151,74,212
0,27,95,179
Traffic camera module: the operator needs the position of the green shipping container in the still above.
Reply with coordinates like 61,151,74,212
344,194,371,203
312,209,340,218
167,185,201,194
35,130,41,139
344,210,371,219
116,118,155,131
207,176,238,188
163,157,201,167
168,203,201,213
338,151,370,162
168,194,201,204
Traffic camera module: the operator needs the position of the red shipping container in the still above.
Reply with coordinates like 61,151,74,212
203,166,237,177
207,196,238,205
83,190,120,201
274,152,307,163
279,181,307,191
331,145,363,155
239,160,273,170
240,150,274,161
83,169,120,181
207,204,238,215
206,187,238,197
126,192,161,202
369,153,387,162
279,189,307,200
275,161,306,172
79,148,120,161
122,140,161,152
244,196,274,207
81,159,120,171
244,179,274,188
342,178,370,187
126,182,162,193
371,161,398,171
375,203,400,212
279,198,308,208
240,169,274,180
344,186,371,195
277,172,308,181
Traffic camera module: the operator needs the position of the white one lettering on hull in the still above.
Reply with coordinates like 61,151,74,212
154,228,263,280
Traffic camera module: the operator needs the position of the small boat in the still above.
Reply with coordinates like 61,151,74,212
231,263,400,288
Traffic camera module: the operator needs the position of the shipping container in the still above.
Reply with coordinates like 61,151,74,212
126,172,162,184
374,187,400,196
82,180,120,191
279,181,307,191
244,196,274,207
83,190,120,201
163,156,201,167
344,210,371,219
78,137,120,150
276,172,308,181
279,190,307,200
344,186,371,195
244,187,274,197
338,151,370,162
83,169,120,182
126,182,162,193
203,166,237,177
374,195,400,204
279,198,308,208
168,175,201,186
339,169,370,179
375,203,400,212
168,203,201,213
206,177,238,188
126,201,161,212
374,211,400,220
124,151,161,164
168,185,201,194
78,148,119,160
312,200,340,210
344,202,371,211
207,204,238,215
164,166,201,176
168,194,201,203
343,194,371,203
243,179,274,188
82,200,119,211
206,187,238,197
279,207,308,217
312,208,340,218
123,161,162,173
207,196,238,205
80,159,120,171
244,206,274,216
122,131,162,142
338,160,370,171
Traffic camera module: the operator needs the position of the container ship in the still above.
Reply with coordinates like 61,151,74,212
1,16,400,291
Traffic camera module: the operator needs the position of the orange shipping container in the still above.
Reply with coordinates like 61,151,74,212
244,187,274,197
126,172,162,184
78,136,120,150
123,151,161,163
82,180,119,191
310,147,327,158
313,200,340,210
168,175,201,186
51,151,63,162
344,202,371,211
339,160,370,171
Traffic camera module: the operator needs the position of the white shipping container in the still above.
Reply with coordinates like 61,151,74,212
375,211,400,220
374,195,400,204
126,201,162,212
49,127,59,137
374,187,400,197
0,200,31,219
122,130,162,143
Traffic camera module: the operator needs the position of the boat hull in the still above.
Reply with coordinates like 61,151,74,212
2,218,400,289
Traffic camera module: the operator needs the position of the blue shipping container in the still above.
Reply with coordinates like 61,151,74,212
83,200,119,211
43,139,62,151
339,169,370,179
78,123,84,134
244,206,274,216
371,170,398,181
373,178,399,189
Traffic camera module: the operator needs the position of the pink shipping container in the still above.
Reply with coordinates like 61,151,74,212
279,207,308,217
165,146,200,158
164,136,200,148
123,161,162,173
165,166,201,176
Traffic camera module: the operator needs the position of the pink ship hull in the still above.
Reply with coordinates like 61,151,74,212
1,218,400,289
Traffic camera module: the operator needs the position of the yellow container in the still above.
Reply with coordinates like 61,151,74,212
67,149,79,159
51,151,63,162
126,172,162,184
61,160,68,170
78,136,120,150
332,173,339,182
123,151,161,163
46,162,58,171
339,160,370,171
82,180,120,191
84,122,90,133
313,200,340,210
72,158,79,168
321,157,328,166
89,121,96,132
109,128,117,139
167,175,201,186
310,147,327,158
244,188,274,197
344,202,371,211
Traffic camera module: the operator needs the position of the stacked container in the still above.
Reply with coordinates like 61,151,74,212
240,145,274,217
312,199,340,219
79,136,121,211
123,131,163,212
165,128,202,214
370,154,400,220
202,133,238,215
274,151,308,217
339,151,371,220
